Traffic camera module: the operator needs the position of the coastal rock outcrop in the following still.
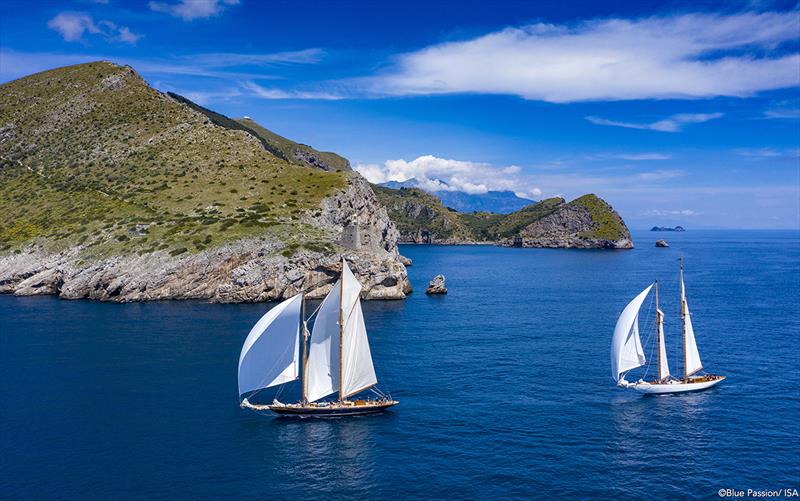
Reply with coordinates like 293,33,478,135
500,195,633,249
655,239,669,247
425,274,447,295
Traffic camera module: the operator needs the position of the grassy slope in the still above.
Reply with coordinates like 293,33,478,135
569,194,628,241
236,118,351,172
372,185,475,241
0,61,345,258
459,197,565,240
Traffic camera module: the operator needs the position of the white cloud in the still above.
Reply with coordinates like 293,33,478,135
359,12,799,102
355,155,542,198
149,0,240,21
587,152,672,161
47,12,141,44
735,147,800,158
243,81,343,100
644,209,701,217
586,112,723,132
763,108,800,119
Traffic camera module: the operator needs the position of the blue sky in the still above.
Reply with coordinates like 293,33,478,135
1,0,798,228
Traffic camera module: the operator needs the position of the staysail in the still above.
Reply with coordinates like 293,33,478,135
305,275,341,403
306,259,377,402
238,294,302,397
611,284,653,382
656,308,670,381
340,266,378,398
681,272,703,377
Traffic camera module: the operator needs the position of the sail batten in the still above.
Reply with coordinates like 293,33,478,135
611,284,653,382
237,294,302,397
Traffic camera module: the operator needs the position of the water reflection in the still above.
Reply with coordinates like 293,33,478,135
264,415,391,495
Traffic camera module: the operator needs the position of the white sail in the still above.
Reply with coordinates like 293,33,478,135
305,259,377,402
340,261,377,397
305,278,341,403
681,273,703,376
342,299,378,397
237,294,302,397
611,284,653,382
656,308,670,381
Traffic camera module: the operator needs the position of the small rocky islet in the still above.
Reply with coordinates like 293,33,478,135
1,61,633,303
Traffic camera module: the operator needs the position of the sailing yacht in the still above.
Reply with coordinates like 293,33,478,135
238,258,398,416
611,258,725,394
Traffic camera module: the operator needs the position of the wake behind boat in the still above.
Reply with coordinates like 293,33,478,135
238,258,398,417
611,257,725,395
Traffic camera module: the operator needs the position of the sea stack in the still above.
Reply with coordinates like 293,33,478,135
655,240,669,247
426,275,448,294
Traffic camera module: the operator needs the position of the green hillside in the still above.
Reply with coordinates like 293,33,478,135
372,185,475,242
375,185,632,247
0,61,345,258
236,118,351,172
459,197,565,240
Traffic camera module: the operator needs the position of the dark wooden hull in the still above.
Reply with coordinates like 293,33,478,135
268,400,398,417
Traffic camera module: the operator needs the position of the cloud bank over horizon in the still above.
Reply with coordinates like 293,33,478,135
358,11,799,102
355,155,543,199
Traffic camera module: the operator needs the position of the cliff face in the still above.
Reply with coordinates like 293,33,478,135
372,186,476,243
506,195,633,249
0,61,410,301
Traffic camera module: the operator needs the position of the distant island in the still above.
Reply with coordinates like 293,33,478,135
373,186,634,249
651,226,686,232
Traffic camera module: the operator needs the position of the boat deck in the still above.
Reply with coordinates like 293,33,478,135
241,398,399,417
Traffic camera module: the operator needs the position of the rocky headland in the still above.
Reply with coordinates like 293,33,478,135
0,61,410,301
375,185,634,249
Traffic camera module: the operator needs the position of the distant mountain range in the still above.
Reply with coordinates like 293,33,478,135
379,178,535,214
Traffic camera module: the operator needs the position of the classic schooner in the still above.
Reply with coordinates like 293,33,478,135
238,258,398,416
611,257,725,394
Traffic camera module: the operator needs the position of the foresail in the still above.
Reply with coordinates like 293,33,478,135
611,284,653,382
341,300,378,397
237,294,302,397
681,274,703,377
657,308,670,381
339,259,376,397
305,279,341,403
684,304,703,377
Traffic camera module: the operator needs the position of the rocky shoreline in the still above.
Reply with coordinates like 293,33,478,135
0,175,413,303
0,243,410,302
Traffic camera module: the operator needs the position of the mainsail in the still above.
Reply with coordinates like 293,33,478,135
656,308,670,381
237,294,302,397
611,284,653,382
681,271,703,377
306,259,377,402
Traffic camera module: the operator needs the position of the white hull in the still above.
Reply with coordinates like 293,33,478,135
626,376,726,394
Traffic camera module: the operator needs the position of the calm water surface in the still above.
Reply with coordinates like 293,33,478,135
2,230,799,499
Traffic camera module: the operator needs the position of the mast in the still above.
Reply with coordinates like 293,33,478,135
656,280,663,382
338,257,344,403
681,256,687,383
301,293,308,405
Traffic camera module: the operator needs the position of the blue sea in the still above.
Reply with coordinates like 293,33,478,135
2,230,799,499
